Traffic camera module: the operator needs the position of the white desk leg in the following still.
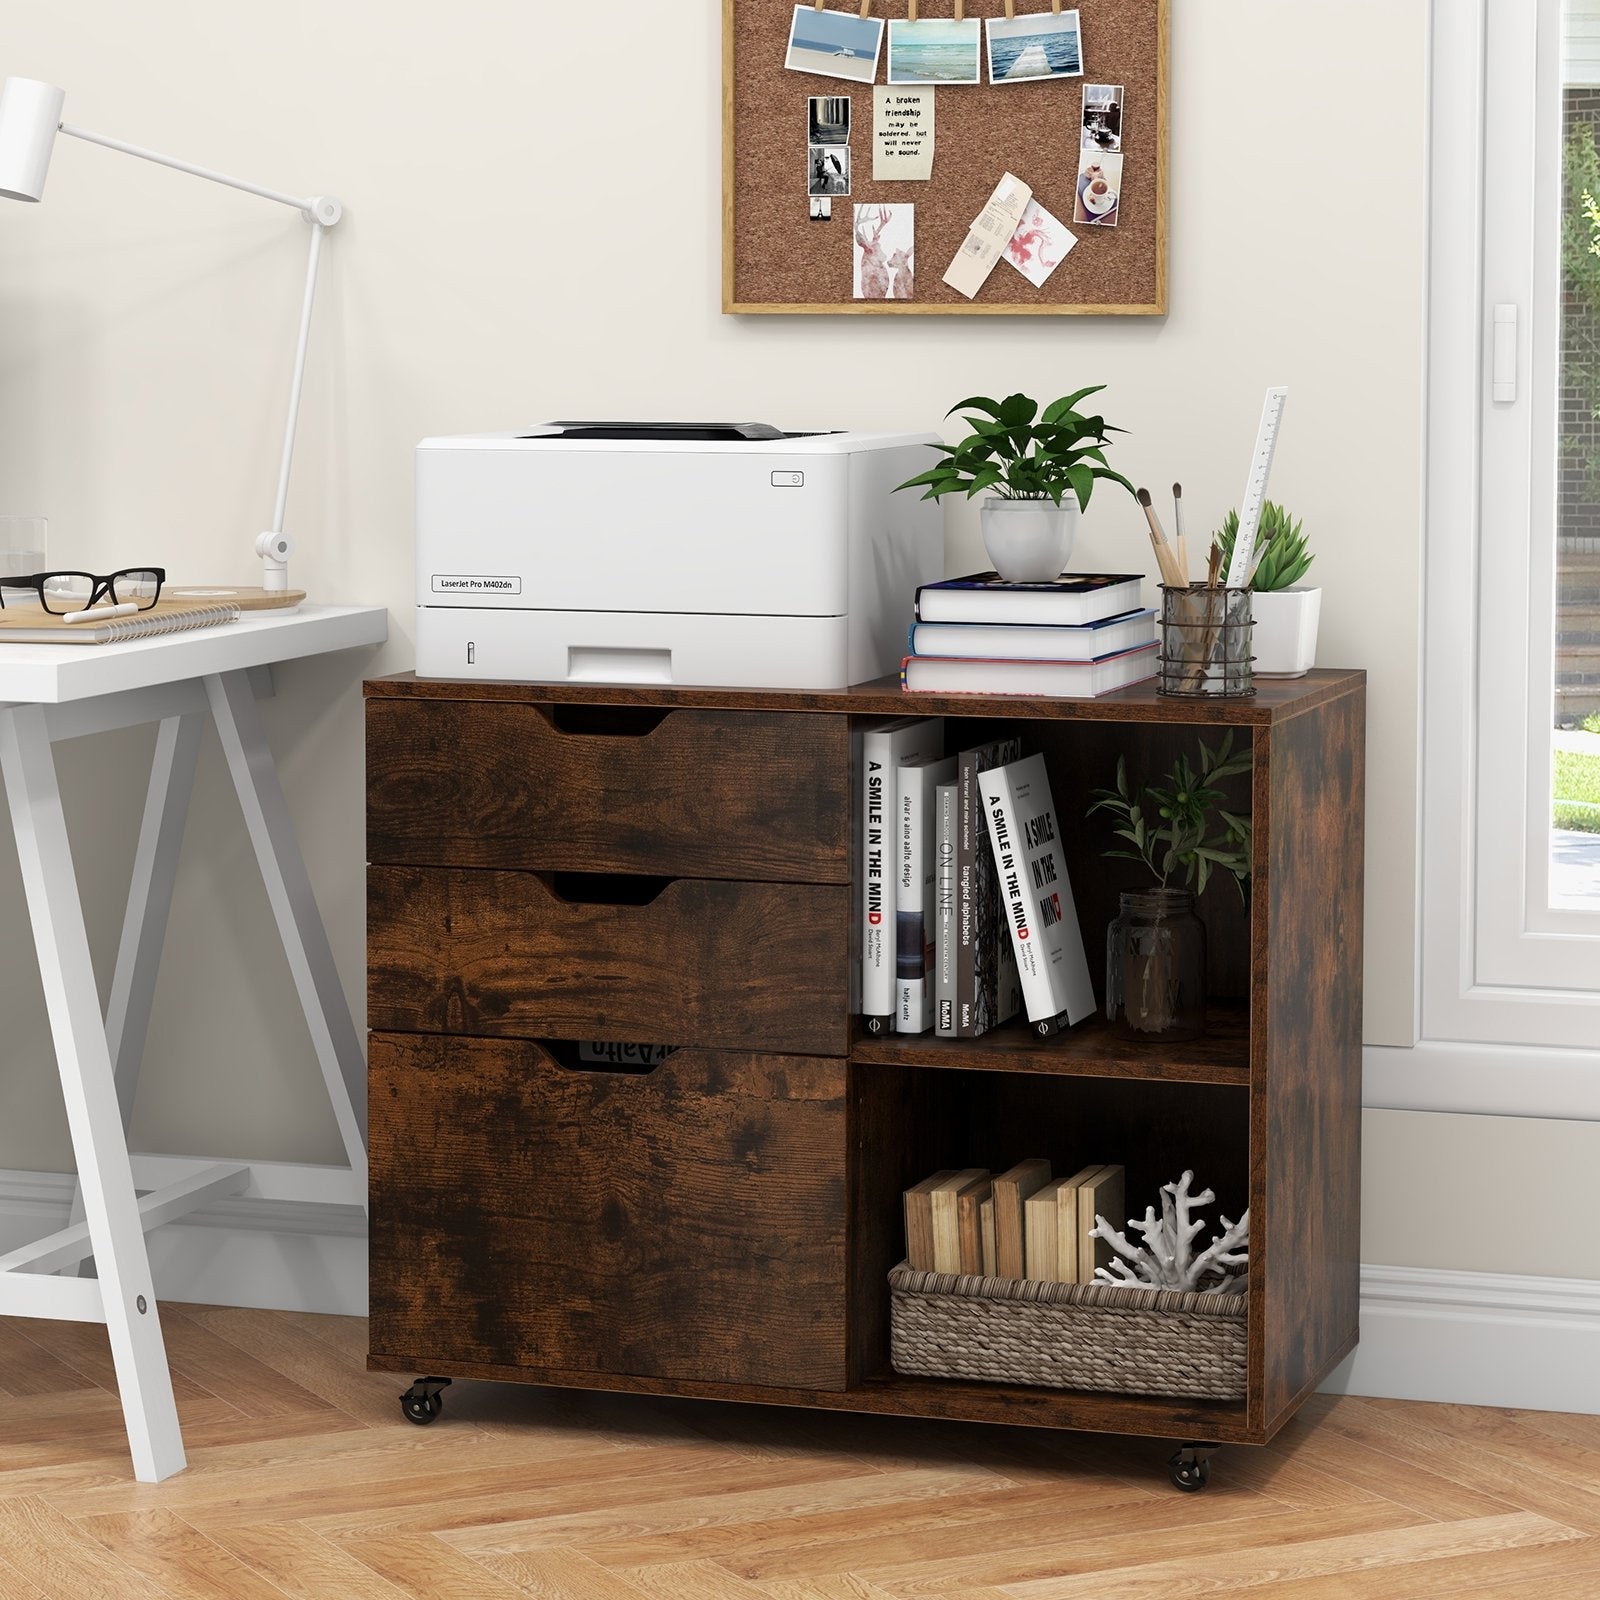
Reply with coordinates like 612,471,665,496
0,705,187,1482
66,712,206,1278
204,671,368,1195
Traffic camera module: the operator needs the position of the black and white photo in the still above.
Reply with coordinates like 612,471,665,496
1081,83,1123,151
808,95,850,145
808,142,851,197
809,195,833,221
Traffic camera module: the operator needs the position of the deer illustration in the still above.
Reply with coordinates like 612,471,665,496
855,206,893,299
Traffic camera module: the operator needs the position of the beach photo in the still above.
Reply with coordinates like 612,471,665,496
985,10,1083,84
1004,197,1077,288
1072,151,1123,227
808,95,850,145
887,18,982,85
785,4,885,85
1081,83,1123,150
809,196,833,221
809,143,851,196
854,204,914,299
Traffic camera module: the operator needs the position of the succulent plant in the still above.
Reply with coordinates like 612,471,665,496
1213,500,1314,592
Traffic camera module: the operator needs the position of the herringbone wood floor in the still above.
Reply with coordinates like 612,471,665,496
1,1305,1598,1598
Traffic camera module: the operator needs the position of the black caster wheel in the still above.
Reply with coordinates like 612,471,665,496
400,1376,451,1425
1167,1442,1216,1492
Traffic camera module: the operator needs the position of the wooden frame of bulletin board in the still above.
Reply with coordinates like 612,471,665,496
722,0,1168,315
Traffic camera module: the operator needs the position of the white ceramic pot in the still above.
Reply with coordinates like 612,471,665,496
980,497,1078,582
1250,587,1321,677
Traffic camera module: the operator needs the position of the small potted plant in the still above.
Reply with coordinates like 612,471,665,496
1087,735,1251,1040
1215,501,1320,677
895,389,1135,582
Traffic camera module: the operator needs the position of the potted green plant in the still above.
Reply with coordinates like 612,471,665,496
895,389,1135,582
1087,735,1252,1040
1215,501,1320,677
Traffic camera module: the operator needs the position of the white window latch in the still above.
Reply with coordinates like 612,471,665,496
1492,304,1518,404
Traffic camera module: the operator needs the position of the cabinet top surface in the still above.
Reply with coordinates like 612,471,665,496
366,668,1364,726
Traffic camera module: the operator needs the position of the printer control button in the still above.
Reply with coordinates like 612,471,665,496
770,470,804,488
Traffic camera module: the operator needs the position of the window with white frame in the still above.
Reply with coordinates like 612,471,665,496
1422,0,1600,1054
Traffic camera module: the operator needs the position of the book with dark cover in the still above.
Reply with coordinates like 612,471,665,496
915,572,1144,627
932,780,959,1036
948,735,1024,1038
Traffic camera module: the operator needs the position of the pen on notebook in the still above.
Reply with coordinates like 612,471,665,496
61,602,139,624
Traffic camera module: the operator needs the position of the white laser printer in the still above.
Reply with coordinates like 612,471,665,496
414,421,943,688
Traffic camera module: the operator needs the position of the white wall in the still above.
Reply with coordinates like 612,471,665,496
0,1,1471,1262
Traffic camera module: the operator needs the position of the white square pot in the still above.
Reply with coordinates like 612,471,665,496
1250,587,1321,678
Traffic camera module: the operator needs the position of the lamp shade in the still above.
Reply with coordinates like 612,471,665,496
0,78,65,202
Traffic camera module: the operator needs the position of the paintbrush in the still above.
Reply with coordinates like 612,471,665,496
1136,488,1186,588
1206,537,1222,589
1172,483,1189,584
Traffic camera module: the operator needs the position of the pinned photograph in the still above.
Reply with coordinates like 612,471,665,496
1073,151,1123,227
985,9,1082,85
809,95,851,145
809,196,833,221
888,18,982,85
785,4,885,85
854,204,915,299
1081,83,1123,151
809,143,851,197
1004,198,1077,288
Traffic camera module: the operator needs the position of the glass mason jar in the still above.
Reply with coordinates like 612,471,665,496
1105,888,1207,1041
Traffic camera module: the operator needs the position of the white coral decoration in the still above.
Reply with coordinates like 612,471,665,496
1089,1171,1249,1295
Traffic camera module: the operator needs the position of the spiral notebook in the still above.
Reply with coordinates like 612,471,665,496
0,599,243,645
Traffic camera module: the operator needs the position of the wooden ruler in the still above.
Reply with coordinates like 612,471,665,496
1223,386,1288,589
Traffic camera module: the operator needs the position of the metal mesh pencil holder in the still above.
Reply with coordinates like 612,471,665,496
1158,585,1255,698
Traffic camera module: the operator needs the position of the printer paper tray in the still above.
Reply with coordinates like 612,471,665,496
415,605,853,690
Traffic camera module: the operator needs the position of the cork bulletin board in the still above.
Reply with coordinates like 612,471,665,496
722,0,1168,315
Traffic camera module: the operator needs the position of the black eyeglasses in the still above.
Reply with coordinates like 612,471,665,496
0,567,165,615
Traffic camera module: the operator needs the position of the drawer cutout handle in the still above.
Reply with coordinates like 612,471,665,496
548,871,674,906
540,1038,676,1076
547,705,671,738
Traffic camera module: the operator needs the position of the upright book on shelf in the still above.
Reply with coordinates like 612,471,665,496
897,753,957,1033
979,751,1096,1033
932,779,960,1036
943,735,1023,1038
860,717,944,1033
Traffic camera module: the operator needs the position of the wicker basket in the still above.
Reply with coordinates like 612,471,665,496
888,1262,1247,1400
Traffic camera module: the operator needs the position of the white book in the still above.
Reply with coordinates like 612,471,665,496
978,751,1095,1030
897,754,957,1033
861,718,944,1031
932,779,960,1037
901,644,1158,699
908,610,1156,662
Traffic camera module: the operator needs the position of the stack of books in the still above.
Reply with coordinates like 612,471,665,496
860,722,1096,1038
900,571,1159,697
902,1160,1126,1281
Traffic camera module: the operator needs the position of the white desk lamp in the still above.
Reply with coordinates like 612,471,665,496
0,76,343,594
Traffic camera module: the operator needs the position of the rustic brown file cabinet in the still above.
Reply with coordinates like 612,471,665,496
365,670,1366,1488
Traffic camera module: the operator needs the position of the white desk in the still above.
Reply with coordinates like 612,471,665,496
0,604,386,1481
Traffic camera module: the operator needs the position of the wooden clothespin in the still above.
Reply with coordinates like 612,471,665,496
908,0,917,19
1004,1,1015,17
954,0,963,16
859,0,872,16
1051,0,1062,11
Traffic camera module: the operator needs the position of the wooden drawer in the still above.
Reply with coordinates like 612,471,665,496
367,699,850,881
368,1033,848,1390
368,865,851,1056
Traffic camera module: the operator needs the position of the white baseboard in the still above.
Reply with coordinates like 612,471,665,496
0,1169,367,1317
1323,1264,1600,1413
